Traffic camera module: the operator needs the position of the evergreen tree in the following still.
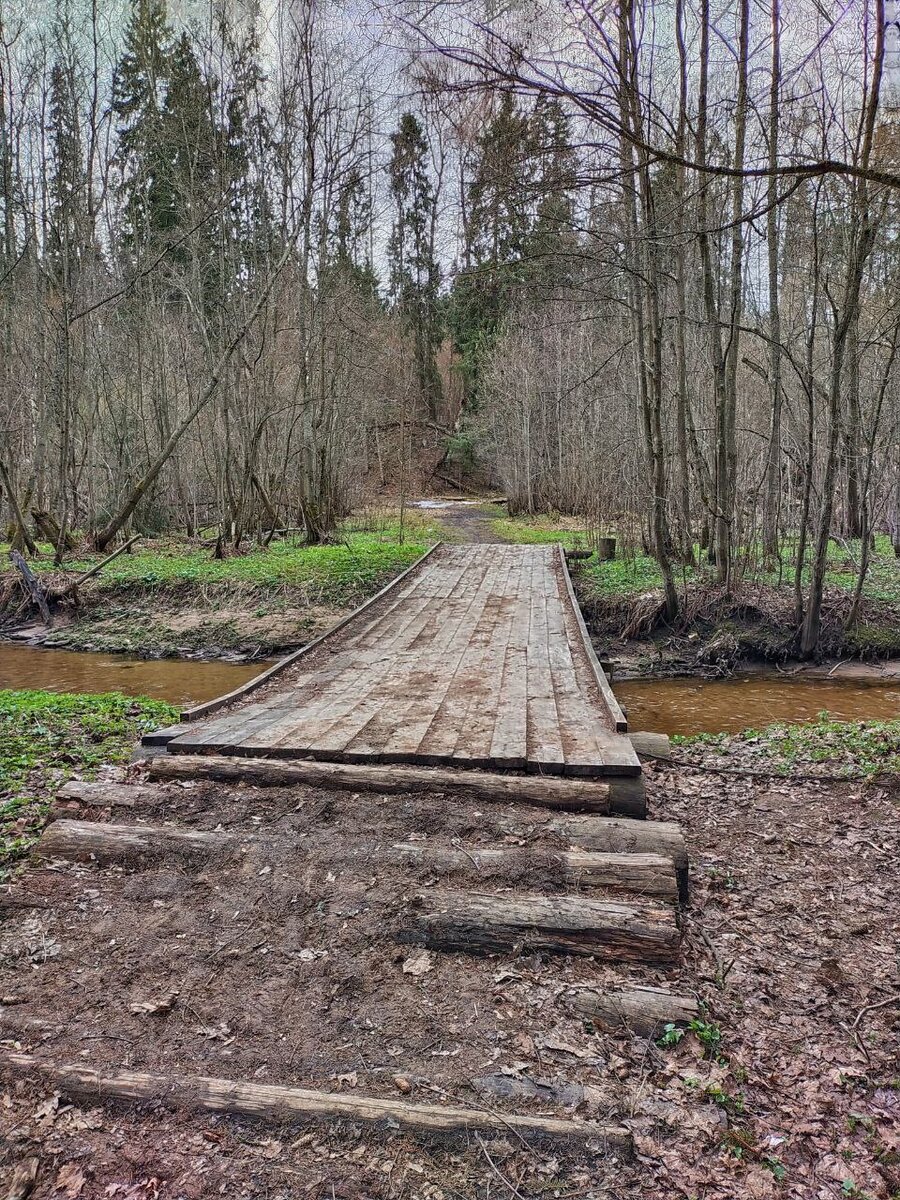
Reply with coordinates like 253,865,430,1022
328,166,379,300
160,32,220,301
387,112,442,420
112,0,173,254
450,93,533,398
525,95,578,290
451,93,578,400
47,58,85,288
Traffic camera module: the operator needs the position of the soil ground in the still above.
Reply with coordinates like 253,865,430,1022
2,745,898,1197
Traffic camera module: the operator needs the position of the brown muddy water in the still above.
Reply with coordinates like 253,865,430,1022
615,675,900,737
1,643,898,734
0,644,273,706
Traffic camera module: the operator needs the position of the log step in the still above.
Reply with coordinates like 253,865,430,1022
573,986,699,1035
2,1053,632,1151
502,815,689,904
391,842,678,900
36,819,236,864
148,754,646,817
401,889,680,965
57,780,162,807
34,821,679,902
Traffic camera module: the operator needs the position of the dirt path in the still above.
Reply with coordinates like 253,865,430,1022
0,745,692,1198
412,499,505,544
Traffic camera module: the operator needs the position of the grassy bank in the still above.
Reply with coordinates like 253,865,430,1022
676,715,900,779
1,510,442,659
0,690,177,874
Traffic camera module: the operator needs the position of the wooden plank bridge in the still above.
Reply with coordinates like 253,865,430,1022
160,543,640,778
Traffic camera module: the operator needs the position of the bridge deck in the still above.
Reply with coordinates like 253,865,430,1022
166,544,639,777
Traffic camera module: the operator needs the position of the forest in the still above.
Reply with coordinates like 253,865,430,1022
0,0,899,663
2,5,900,1199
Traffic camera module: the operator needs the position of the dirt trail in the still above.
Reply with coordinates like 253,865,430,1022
412,499,505,544
0,759,695,1197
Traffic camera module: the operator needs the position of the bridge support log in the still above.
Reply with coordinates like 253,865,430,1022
400,890,680,965
572,985,699,1036
2,1053,632,1150
149,754,646,816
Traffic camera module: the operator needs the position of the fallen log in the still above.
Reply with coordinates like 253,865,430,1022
54,534,140,598
501,814,688,904
149,754,646,816
390,843,678,900
629,732,672,761
400,890,680,965
35,820,236,864
1,1053,631,1150
572,986,699,1036
9,550,51,626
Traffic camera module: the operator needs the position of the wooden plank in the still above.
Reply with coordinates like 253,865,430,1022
544,557,608,776
525,549,566,772
178,542,444,721
299,587,468,756
556,544,630,734
414,553,508,764
454,548,520,763
488,548,531,769
348,551,492,757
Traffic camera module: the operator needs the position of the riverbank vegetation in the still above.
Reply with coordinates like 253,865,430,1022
0,690,176,873
1,2,899,662
1,510,441,657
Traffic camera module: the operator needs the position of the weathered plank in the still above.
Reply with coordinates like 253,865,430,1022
165,545,641,778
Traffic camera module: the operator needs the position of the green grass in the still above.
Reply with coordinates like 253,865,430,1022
0,690,178,873
675,715,900,778
489,513,592,549
4,523,441,607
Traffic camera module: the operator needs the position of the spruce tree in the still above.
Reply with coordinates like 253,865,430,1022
112,0,174,254
387,112,442,420
450,93,533,399
525,95,578,290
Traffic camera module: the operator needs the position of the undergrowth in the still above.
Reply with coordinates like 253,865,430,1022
0,690,177,873
674,715,900,779
12,529,434,607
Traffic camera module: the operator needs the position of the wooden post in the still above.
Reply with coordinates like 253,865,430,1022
596,537,616,561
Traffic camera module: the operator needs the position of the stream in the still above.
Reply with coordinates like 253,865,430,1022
0,642,898,734
0,643,272,707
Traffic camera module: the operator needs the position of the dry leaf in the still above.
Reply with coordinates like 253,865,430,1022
402,950,434,977
55,1163,87,1198
129,991,178,1016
